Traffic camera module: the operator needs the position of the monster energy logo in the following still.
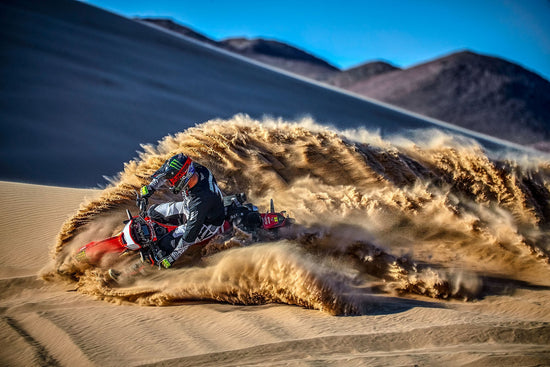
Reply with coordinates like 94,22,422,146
170,159,183,170
75,250,87,263
140,186,149,196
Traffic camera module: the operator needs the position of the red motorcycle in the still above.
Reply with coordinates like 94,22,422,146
74,193,291,267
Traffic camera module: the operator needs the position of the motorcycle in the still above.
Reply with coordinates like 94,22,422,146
74,193,291,268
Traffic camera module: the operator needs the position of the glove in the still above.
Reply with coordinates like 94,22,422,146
140,185,155,199
144,250,173,268
140,246,164,265
161,256,174,268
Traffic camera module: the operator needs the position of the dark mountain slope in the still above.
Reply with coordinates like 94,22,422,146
136,18,218,46
347,51,550,145
329,61,400,88
138,18,338,80
220,37,339,80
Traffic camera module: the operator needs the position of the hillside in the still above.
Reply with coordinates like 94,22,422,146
220,37,339,80
347,51,550,146
329,61,400,88
138,18,339,80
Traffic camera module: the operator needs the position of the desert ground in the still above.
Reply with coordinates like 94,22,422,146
2,1,549,366
2,121,549,366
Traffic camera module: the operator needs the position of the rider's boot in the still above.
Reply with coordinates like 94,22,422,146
107,268,121,283
107,261,151,284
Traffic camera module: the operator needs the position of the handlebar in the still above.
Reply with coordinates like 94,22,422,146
134,190,148,217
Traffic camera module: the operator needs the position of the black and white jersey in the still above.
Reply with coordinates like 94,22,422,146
149,163,225,244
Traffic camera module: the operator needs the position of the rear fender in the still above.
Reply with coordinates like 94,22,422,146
261,212,287,229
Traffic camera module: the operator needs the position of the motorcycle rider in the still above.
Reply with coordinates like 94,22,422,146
138,153,225,268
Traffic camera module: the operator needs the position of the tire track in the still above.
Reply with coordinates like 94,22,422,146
3,316,60,367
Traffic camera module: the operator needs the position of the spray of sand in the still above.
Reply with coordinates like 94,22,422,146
44,115,550,314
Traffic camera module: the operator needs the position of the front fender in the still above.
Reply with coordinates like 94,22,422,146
75,236,127,265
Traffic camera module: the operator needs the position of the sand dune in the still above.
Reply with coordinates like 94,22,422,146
3,118,549,366
0,181,99,278
2,0,549,365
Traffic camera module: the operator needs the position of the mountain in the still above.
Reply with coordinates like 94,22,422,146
346,51,550,147
329,61,400,88
138,18,339,80
137,18,218,47
140,18,550,150
220,37,339,80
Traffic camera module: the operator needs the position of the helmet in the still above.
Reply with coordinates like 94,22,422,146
152,153,195,194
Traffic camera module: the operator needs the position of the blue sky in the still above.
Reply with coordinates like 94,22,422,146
82,0,550,79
